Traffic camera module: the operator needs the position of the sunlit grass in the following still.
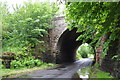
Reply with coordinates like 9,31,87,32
1,63,57,78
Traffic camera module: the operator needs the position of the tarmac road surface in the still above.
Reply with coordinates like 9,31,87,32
22,58,93,80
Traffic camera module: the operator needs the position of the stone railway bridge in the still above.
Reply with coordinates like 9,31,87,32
35,16,119,66
35,16,96,64
36,16,120,78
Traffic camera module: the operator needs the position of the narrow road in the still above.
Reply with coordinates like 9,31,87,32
22,58,93,79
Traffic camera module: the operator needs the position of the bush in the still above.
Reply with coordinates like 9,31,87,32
11,57,43,69
10,52,43,69
0,59,5,69
11,60,23,69
2,0,58,53
1,1,58,69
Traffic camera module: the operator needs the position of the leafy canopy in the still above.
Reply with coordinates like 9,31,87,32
65,2,120,55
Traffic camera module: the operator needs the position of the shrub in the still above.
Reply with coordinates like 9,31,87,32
10,52,43,69
2,0,58,54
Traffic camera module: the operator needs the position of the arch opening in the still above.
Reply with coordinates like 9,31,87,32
56,28,94,63
76,43,94,60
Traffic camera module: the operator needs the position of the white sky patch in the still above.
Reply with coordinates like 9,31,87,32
0,0,28,12
0,0,60,13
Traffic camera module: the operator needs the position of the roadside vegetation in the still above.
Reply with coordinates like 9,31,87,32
1,63,56,78
1,0,58,77
77,64,113,78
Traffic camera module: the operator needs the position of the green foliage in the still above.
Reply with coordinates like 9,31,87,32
77,65,113,78
2,1,58,52
1,1,58,69
11,59,42,69
11,52,43,69
76,51,82,59
66,2,120,57
0,1,9,20
89,63,114,78
9,51,55,69
76,43,94,59
112,54,120,60
0,59,5,69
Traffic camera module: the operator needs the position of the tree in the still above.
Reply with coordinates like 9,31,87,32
2,1,58,52
65,2,120,58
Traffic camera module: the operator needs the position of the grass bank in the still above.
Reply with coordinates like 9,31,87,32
1,63,58,78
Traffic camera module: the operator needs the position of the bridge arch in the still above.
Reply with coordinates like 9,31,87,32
56,28,93,63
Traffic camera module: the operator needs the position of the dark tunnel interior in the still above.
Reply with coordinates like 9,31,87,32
57,28,85,63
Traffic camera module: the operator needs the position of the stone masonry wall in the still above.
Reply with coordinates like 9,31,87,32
35,16,67,63
48,16,67,60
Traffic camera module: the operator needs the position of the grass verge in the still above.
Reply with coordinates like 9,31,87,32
1,63,59,78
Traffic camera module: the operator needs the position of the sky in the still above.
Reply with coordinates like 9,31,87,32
0,0,64,13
